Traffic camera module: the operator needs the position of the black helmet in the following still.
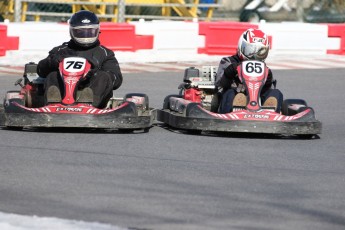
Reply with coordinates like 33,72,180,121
69,10,100,47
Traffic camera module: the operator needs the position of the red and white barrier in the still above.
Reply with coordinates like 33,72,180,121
259,21,339,56
198,21,258,55
0,24,19,56
327,23,345,55
0,20,344,66
100,22,153,51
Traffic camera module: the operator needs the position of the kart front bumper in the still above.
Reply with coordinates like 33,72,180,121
0,103,155,130
157,109,322,136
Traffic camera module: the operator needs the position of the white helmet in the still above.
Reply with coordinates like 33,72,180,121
237,28,269,61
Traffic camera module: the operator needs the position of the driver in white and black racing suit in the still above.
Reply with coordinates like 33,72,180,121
215,28,283,113
37,10,123,109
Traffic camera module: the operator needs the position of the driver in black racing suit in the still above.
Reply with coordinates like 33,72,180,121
37,10,123,109
215,28,283,113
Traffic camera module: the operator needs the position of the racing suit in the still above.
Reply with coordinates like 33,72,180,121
37,39,123,108
215,54,283,113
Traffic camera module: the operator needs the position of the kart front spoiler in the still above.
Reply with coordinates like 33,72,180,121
157,109,322,136
3,112,154,129
0,102,155,130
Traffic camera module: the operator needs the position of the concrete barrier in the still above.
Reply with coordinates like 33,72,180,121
6,22,70,51
131,20,204,56
327,23,345,55
259,21,339,56
99,22,153,51
0,21,344,66
0,24,19,56
198,21,257,55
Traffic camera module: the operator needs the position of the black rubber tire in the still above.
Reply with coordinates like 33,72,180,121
210,93,220,113
4,91,23,105
282,99,308,116
124,93,149,110
0,104,5,127
8,98,25,106
162,94,182,110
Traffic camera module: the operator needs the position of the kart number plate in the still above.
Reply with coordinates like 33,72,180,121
242,61,265,77
63,57,87,73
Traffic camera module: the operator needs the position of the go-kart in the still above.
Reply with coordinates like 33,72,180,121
157,60,322,138
0,57,154,131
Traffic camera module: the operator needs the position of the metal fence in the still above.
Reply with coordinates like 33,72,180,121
1,0,345,23
1,0,225,22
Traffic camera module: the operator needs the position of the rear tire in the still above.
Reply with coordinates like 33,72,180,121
4,91,24,107
210,93,220,112
162,94,182,110
0,104,5,127
124,93,149,110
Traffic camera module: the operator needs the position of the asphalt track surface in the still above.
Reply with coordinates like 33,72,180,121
0,66,344,230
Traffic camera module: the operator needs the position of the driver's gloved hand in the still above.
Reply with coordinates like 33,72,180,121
84,68,98,80
50,54,62,70
50,50,77,69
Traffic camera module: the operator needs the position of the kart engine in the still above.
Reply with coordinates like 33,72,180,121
182,66,218,111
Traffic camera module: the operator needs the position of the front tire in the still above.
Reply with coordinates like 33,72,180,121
282,99,308,116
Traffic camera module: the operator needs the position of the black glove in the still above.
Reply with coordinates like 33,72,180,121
49,54,61,69
50,49,77,69
85,68,98,80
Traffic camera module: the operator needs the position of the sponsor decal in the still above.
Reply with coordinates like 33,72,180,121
190,77,201,81
56,107,83,112
65,76,79,84
244,114,269,119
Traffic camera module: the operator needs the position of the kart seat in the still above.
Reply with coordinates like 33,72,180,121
24,62,44,85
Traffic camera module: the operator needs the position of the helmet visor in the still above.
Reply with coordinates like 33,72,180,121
71,25,99,39
70,25,99,46
240,41,269,61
